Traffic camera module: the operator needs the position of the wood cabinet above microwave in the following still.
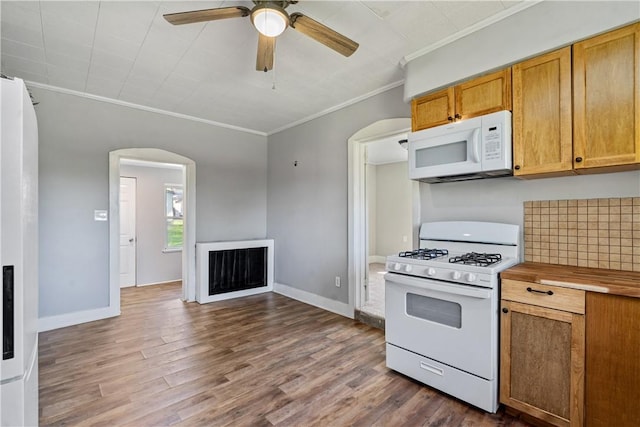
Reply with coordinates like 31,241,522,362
411,68,512,132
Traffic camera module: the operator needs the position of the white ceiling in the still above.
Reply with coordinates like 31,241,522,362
1,1,527,135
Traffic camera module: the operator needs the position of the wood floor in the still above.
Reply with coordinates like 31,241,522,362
39,283,532,426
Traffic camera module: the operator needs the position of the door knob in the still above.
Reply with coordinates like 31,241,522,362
129,238,134,243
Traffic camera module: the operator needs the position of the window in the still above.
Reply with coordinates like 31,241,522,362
165,184,183,250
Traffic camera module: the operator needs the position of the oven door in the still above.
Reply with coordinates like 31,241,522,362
385,272,498,380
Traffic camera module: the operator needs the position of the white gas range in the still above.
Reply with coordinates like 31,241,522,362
384,221,520,413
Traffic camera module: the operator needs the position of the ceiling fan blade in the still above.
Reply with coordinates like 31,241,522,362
256,33,275,72
289,13,359,57
164,6,250,25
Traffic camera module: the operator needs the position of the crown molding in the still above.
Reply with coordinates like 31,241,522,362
24,81,268,137
25,79,407,138
266,79,405,136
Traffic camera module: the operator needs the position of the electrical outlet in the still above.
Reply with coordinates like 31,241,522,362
335,276,341,287
402,235,408,243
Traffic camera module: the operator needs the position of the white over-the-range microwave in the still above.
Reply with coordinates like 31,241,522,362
408,110,512,183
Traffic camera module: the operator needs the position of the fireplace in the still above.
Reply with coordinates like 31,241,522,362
196,240,274,303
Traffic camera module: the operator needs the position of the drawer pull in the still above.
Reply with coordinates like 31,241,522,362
526,287,553,296
420,362,444,376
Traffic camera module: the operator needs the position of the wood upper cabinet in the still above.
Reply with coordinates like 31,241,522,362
573,22,640,172
411,68,512,131
455,68,512,121
500,280,585,427
411,87,454,131
512,47,573,177
585,293,640,427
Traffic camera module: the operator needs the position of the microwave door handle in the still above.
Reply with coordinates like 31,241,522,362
470,128,481,163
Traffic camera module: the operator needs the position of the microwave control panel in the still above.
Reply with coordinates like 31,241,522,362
480,110,511,172
483,123,503,161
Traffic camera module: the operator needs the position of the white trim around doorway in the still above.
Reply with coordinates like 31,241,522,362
109,149,197,317
347,118,419,317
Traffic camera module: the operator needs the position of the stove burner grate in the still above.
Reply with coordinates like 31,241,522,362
449,252,502,267
398,248,449,260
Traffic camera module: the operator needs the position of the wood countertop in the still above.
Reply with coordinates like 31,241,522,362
501,262,640,298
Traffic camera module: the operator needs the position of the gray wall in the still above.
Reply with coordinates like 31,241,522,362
267,85,411,303
374,162,412,258
421,172,640,259
119,164,183,286
37,88,267,318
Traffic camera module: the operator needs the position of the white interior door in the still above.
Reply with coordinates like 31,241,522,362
119,177,136,288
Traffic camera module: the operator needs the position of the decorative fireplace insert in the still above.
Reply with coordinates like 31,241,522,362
196,240,274,304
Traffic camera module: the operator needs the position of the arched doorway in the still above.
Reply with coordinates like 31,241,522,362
108,148,196,316
347,118,419,318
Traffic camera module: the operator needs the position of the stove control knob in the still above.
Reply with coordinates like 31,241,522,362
426,268,436,276
466,273,477,282
451,271,462,280
404,265,413,273
394,263,402,271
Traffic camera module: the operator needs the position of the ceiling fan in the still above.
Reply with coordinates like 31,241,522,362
163,1,359,72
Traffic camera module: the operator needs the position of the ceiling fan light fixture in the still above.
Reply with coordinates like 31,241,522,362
251,5,288,37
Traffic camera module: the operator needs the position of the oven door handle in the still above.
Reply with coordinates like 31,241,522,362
385,272,492,299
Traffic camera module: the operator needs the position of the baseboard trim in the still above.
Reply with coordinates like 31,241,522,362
368,256,386,264
136,279,181,287
273,283,353,319
39,306,120,332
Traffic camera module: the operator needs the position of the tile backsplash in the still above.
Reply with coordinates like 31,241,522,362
524,198,640,272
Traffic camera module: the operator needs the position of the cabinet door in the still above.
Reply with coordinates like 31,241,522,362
513,47,573,177
573,22,640,171
586,293,640,427
455,68,512,120
500,300,584,427
411,87,454,131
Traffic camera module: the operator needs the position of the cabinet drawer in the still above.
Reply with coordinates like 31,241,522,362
502,279,585,314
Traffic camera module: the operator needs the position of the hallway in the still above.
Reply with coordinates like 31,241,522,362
361,262,386,319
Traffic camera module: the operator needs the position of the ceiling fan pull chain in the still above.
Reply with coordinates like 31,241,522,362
272,44,277,90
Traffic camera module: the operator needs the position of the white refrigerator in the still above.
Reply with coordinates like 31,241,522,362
1,77,39,426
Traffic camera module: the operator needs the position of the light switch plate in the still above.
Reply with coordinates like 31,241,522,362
94,210,108,221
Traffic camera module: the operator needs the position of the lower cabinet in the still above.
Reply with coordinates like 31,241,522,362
500,279,585,427
585,293,640,427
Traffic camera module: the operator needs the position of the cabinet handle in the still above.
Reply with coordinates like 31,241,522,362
514,165,521,170
526,287,553,296
502,307,509,314
447,116,453,121
454,113,461,119
575,157,583,163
